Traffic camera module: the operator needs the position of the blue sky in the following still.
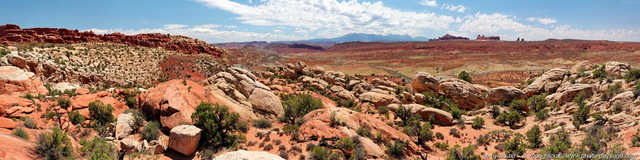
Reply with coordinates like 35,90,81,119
2,0,639,43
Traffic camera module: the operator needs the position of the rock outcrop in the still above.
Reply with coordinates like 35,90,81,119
115,113,134,139
140,79,207,129
438,79,485,110
524,68,567,96
168,125,202,156
387,104,454,125
0,24,223,56
411,72,440,93
213,150,285,160
486,86,526,104
0,66,48,96
359,92,399,107
605,61,631,77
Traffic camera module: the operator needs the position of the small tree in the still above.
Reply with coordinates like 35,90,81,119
386,140,407,158
458,70,473,83
394,105,413,125
528,94,547,112
540,127,571,154
141,121,160,141
503,136,526,158
526,125,542,148
88,101,115,127
36,127,74,160
418,122,434,143
471,117,484,130
446,144,480,160
68,110,85,125
192,102,243,150
80,137,117,160
280,94,324,125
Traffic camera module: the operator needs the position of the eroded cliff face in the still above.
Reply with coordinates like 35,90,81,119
0,24,224,56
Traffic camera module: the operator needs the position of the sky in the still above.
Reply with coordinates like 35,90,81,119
1,0,640,43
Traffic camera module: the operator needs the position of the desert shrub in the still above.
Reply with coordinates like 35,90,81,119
592,64,606,78
490,106,501,119
435,132,444,140
471,117,484,130
540,127,571,154
36,127,74,160
592,113,608,126
24,118,38,129
496,110,523,129
448,106,464,119
57,98,71,109
449,128,461,138
422,91,457,110
476,134,488,146
458,70,472,83
394,104,414,125
385,140,407,158
526,125,542,148
633,81,640,98
377,106,389,115
253,118,272,129
528,94,547,112
535,108,549,121
446,144,480,160
20,93,35,100
625,69,640,82
44,111,57,119
337,99,357,108
306,143,316,151
280,94,324,125
632,133,640,147
279,150,288,159
88,101,115,127
274,139,282,145
264,144,273,150
503,136,526,157
572,93,590,129
191,102,243,150
508,99,527,112
124,109,145,131
435,142,449,151
80,137,117,160
141,121,160,141
601,82,622,101
336,137,358,158
311,146,343,160
13,127,29,139
418,122,434,143
356,127,370,137
68,111,85,125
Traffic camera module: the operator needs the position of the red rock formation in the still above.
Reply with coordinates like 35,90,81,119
476,35,500,41
0,24,223,56
429,34,469,41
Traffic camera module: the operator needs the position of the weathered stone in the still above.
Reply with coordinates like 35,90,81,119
168,125,202,156
486,86,526,104
387,104,454,125
115,113,134,139
213,150,285,160
411,72,439,93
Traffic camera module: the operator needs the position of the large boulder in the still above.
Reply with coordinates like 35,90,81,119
523,68,567,96
605,61,630,77
0,117,16,129
387,104,454,125
609,91,635,108
570,61,595,74
115,113,134,139
213,150,285,160
299,108,420,157
486,86,526,104
411,72,439,93
359,92,399,107
0,132,37,160
140,79,207,129
247,88,284,116
0,95,35,118
437,79,485,110
555,84,593,106
329,85,356,100
70,92,128,118
168,125,202,156
0,66,48,96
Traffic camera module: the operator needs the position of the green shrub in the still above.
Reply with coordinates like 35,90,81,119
592,64,606,78
446,144,480,160
540,127,571,154
141,121,160,141
311,146,343,160
572,95,590,129
13,128,29,139
80,137,117,160
632,133,640,147
601,82,622,101
448,106,464,119
422,91,457,110
458,70,473,83
385,140,407,158
535,108,549,121
435,142,449,151
24,118,38,129
36,127,74,160
88,101,115,127
44,111,58,119
497,110,523,129
624,69,640,82
508,99,527,112
526,125,542,148
68,110,85,125
394,105,414,126
471,117,484,130
418,122,434,143
191,102,243,150
528,94,547,112
57,98,71,109
503,136,526,157
280,94,323,125
253,118,272,129
633,81,640,98
356,127,371,137
20,93,35,100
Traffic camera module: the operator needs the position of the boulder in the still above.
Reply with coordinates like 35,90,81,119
120,136,142,153
0,132,37,160
523,68,567,96
609,91,635,108
51,82,81,92
555,84,593,106
486,86,526,104
0,117,16,129
247,88,284,116
371,78,397,88
330,85,356,100
0,95,35,117
115,113,134,139
570,61,595,74
0,66,48,96
70,93,128,118
605,61,630,77
140,79,207,129
359,92,399,107
411,72,439,93
213,150,285,160
168,125,202,156
387,104,454,125
437,79,485,110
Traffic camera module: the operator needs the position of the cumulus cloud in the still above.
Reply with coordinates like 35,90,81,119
194,0,456,38
526,17,558,24
87,24,305,43
442,4,468,13
420,0,438,7
458,13,640,41
163,24,189,30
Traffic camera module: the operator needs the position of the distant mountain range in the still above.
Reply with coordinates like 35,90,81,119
213,33,429,49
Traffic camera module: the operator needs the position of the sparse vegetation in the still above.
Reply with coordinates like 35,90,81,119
445,144,480,160
385,140,407,158
280,94,324,125
89,101,115,127
503,136,526,158
79,137,117,160
471,117,484,130
13,127,29,139
253,118,272,129
68,110,85,125
23,118,38,129
191,102,243,150
572,91,590,129
141,121,160,141
458,70,473,83
36,127,74,160
526,125,542,148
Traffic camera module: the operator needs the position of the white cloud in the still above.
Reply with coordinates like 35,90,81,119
273,29,283,33
420,0,438,7
526,17,558,24
457,13,640,41
163,24,189,30
442,4,468,13
194,0,456,38
87,24,306,43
